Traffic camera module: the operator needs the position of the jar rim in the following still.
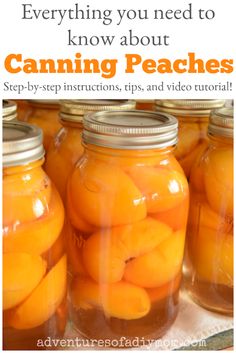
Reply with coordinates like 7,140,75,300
155,99,225,117
3,122,44,167
59,99,136,123
83,110,178,150
208,107,233,138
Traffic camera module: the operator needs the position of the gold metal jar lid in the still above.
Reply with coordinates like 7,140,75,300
59,100,136,123
3,122,44,167
155,99,225,116
208,107,233,138
83,110,178,150
3,100,17,121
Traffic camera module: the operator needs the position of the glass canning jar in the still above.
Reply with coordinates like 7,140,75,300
2,122,67,350
184,107,233,315
45,99,136,202
3,100,17,121
66,110,189,344
155,100,225,177
26,100,62,151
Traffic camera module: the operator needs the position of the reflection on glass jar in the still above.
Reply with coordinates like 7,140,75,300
26,100,62,151
45,100,136,202
155,100,225,177
66,110,189,344
184,107,233,315
2,122,67,350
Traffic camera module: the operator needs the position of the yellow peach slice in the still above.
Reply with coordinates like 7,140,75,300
188,200,233,234
3,253,47,310
8,255,67,329
66,181,97,234
204,148,233,216
190,227,233,287
83,218,172,283
175,122,200,159
102,281,150,320
71,277,150,320
153,197,189,231
127,166,188,213
124,230,185,288
3,168,52,227
70,160,146,227
3,187,64,255
146,272,181,303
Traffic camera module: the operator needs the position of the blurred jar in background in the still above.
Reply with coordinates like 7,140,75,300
26,100,62,151
3,100,17,122
224,99,234,108
13,100,30,122
2,122,67,350
185,107,233,315
45,100,136,202
67,110,189,344
136,100,155,111
155,100,225,177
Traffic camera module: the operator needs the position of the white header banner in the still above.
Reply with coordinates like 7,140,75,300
0,0,235,98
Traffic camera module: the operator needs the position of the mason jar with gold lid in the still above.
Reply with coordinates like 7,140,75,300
3,100,17,121
155,99,225,177
2,121,67,350
185,107,233,315
45,99,136,202
26,100,61,151
67,110,189,344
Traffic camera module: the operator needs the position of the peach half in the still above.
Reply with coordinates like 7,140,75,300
124,230,185,288
8,255,67,329
3,187,64,256
188,199,233,235
83,218,172,283
190,227,233,287
3,253,46,310
3,168,51,227
127,166,188,213
69,159,147,227
204,148,233,216
71,277,150,320
153,197,189,231
67,180,97,234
